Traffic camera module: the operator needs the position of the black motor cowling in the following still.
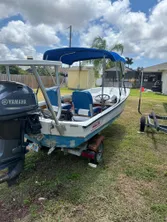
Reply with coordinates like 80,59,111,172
0,81,41,186
0,81,38,120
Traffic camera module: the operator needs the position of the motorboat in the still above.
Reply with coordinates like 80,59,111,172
0,47,130,185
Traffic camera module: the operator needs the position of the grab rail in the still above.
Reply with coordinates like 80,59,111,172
32,65,63,135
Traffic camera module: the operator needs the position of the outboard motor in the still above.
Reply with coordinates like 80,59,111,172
0,81,41,186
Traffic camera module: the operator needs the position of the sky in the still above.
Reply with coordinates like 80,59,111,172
0,0,166,69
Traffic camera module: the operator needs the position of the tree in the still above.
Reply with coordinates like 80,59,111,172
125,57,133,68
92,36,107,50
111,43,124,55
36,66,50,76
91,36,124,54
26,66,55,76
90,36,124,77
0,65,27,75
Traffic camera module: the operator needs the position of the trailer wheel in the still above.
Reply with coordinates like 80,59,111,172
140,116,146,132
93,142,104,164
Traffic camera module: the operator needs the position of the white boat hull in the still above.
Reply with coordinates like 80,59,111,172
27,87,130,148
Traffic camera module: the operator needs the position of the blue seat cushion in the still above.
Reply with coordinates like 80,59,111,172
46,87,59,106
72,91,102,116
72,91,93,112
77,106,101,116
46,87,71,111
72,106,101,121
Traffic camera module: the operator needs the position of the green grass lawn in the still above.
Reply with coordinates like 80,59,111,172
1,89,167,222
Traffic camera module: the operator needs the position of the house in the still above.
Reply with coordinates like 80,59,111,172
68,66,95,90
105,67,138,88
105,63,167,93
143,63,167,94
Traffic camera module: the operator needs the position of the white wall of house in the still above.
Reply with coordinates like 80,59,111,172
162,71,167,95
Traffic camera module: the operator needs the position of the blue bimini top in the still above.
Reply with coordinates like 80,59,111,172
43,47,125,65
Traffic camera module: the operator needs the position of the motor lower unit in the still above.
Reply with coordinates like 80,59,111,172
0,81,41,185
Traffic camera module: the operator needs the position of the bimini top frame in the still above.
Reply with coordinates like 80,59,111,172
0,60,63,135
0,60,61,66
43,47,126,65
43,47,126,102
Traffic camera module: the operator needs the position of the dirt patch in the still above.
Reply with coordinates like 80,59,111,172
154,164,167,171
0,201,29,222
0,197,45,222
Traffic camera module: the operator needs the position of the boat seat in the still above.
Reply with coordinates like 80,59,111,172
72,91,101,118
46,87,71,111
72,115,90,122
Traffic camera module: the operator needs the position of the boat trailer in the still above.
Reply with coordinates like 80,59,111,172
140,112,167,133
138,68,167,133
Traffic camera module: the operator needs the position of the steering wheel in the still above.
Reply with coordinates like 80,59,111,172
95,94,110,103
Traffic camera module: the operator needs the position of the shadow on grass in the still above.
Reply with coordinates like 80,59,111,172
0,122,126,221
102,123,126,163
145,122,167,150
163,103,167,113
145,127,158,150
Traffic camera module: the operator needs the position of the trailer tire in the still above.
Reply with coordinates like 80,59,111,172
93,142,104,164
140,116,146,132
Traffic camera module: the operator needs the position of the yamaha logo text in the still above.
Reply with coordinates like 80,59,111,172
1,99,27,105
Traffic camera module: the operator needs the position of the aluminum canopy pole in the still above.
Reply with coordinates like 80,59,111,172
69,25,72,48
54,65,62,120
120,62,126,95
44,66,56,85
31,65,63,135
55,65,60,85
101,56,106,107
122,63,127,95
115,62,121,101
6,65,10,81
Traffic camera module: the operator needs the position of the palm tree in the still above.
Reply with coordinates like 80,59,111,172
91,36,107,50
111,43,124,55
91,36,124,54
90,36,124,77
125,57,133,68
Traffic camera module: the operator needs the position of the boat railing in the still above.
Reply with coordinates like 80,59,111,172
0,60,63,135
